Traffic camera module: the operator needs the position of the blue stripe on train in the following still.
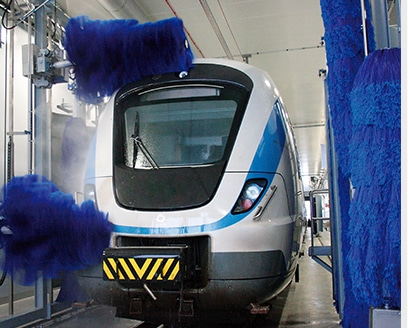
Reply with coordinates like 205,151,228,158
113,103,286,235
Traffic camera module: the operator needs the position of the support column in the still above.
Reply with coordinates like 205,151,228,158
33,2,51,320
34,3,51,179
369,0,390,49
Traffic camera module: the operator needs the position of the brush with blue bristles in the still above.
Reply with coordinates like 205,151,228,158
64,16,194,104
0,174,112,285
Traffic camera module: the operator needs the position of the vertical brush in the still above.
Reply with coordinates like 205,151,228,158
348,48,401,310
319,1,375,325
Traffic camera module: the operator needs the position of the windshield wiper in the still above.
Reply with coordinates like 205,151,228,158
131,135,160,170
131,112,140,169
130,112,159,170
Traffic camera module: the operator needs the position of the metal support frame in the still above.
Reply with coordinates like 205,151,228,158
364,0,402,51
33,1,52,321
325,80,345,320
34,3,51,179
360,0,370,56
1,0,16,319
0,2,70,326
308,189,332,273
369,0,391,50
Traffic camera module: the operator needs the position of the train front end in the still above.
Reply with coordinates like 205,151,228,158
79,59,305,317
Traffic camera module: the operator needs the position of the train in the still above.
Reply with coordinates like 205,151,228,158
77,58,306,319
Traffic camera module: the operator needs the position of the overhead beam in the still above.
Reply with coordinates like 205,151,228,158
199,0,233,60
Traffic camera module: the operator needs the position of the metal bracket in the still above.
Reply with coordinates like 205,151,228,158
309,189,332,273
22,44,72,88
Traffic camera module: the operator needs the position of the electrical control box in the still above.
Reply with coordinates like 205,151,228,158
370,308,401,328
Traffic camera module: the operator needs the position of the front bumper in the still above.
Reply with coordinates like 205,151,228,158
103,246,189,289
78,249,295,315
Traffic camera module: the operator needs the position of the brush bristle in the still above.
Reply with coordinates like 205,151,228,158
64,16,194,103
0,175,112,285
348,47,401,310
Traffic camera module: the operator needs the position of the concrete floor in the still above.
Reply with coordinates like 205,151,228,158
0,228,341,327
261,229,341,327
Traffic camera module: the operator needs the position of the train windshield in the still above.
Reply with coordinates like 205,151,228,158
113,75,251,210
123,86,239,168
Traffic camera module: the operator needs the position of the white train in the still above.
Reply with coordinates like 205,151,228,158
78,58,306,318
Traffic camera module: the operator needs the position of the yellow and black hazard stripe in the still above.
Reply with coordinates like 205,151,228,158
103,256,181,282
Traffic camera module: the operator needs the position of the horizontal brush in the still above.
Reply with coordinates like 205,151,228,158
64,16,194,104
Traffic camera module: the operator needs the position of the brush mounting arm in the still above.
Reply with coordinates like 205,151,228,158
22,44,71,88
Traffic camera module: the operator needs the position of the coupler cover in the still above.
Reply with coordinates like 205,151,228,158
103,246,190,287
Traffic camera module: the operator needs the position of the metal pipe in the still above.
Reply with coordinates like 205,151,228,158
369,0,390,49
199,0,233,60
27,16,34,174
52,60,73,69
19,0,53,24
6,2,15,182
143,283,157,301
324,78,345,319
34,2,52,319
34,3,51,179
396,0,401,46
2,0,53,29
293,122,326,129
360,0,369,56
3,2,15,315
2,17,6,187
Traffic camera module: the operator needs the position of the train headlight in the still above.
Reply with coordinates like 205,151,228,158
232,179,267,214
